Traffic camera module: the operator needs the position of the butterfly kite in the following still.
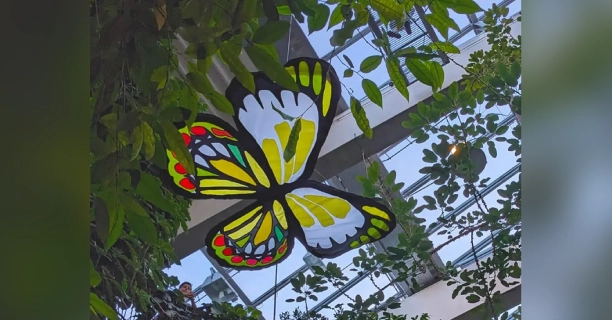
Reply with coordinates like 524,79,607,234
162,57,397,270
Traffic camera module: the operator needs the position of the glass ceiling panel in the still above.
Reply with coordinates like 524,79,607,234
330,33,390,102
296,7,342,57
258,269,315,319
317,272,397,318
428,172,520,263
166,250,212,291
381,101,515,192
232,242,308,300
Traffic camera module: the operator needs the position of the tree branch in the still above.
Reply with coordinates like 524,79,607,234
430,222,487,255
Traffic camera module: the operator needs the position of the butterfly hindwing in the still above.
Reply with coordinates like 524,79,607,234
226,57,342,186
164,113,274,199
205,199,294,270
284,181,397,258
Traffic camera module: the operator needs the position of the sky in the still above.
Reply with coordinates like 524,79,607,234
166,1,521,319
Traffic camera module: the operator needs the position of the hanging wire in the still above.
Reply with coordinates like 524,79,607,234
272,17,293,320
272,264,279,320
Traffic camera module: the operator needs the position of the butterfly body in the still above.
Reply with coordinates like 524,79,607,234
163,57,397,270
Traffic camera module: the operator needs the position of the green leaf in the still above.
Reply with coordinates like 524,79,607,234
135,173,177,213
487,141,497,158
330,27,354,46
186,72,236,115
161,121,195,175
406,59,433,86
130,125,143,161
429,61,445,90
219,45,256,93
150,66,168,90
367,161,380,181
245,45,299,91
448,82,459,100
344,69,354,78
121,194,158,244
186,71,214,94
362,79,383,108
252,20,291,45
328,5,344,30
385,170,397,185
360,55,383,73
277,5,292,15
90,293,118,320
271,104,296,121
117,112,141,132
343,54,354,68
90,260,101,287
93,196,110,244
350,97,373,138
287,0,305,23
283,119,302,163
511,60,522,79
262,0,279,20
370,0,406,21
425,12,459,39
307,4,330,34
396,52,438,60
141,122,155,160
423,149,438,163
497,62,518,87
466,294,481,303
372,38,386,47
98,191,125,250
430,41,460,54
386,57,409,101
442,0,483,14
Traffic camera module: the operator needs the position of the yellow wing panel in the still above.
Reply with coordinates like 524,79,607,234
206,200,293,269
285,183,396,258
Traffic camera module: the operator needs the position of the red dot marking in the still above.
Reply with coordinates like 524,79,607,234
191,126,206,135
212,128,233,138
278,243,287,254
174,163,187,175
182,133,191,145
262,256,273,264
246,259,257,266
231,256,244,264
213,236,225,247
222,248,233,256
179,178,195,190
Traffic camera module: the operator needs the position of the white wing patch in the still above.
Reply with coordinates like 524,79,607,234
285,187,365,249
238,90,319,185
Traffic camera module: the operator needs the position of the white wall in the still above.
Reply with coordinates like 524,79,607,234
389,260,521,320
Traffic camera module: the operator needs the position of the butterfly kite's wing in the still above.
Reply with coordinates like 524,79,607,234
284,181,397,258
203,179,397,270
226,57,341,186
205,199,295,270
163,114,275,199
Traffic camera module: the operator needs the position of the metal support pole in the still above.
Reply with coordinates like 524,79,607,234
366,12,410,86
467,13,483,35
200,248,254,307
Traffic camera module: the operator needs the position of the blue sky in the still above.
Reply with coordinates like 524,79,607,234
167,1,521,318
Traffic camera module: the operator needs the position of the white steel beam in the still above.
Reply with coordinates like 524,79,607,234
388,260,521,320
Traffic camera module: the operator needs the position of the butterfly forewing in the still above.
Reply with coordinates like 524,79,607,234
164,114,274,199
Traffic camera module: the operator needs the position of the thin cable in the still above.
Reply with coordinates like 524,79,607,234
272,264,278,320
